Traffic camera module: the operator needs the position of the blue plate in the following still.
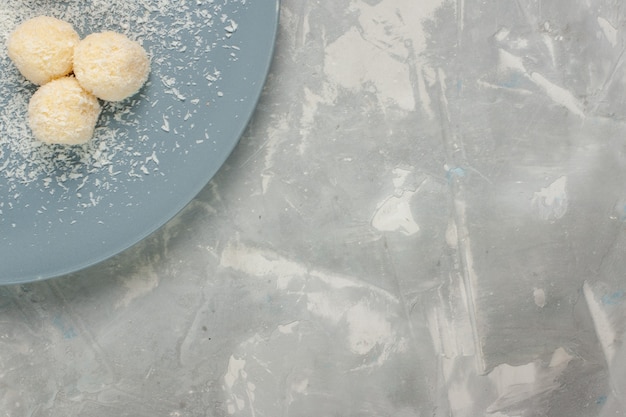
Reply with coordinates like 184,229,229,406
0,0,279,283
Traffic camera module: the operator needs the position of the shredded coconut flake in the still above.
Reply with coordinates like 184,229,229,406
0,0,247,222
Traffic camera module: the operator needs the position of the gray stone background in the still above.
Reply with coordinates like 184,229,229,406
3,0,626,416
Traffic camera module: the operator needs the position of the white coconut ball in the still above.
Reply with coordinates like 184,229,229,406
7,16,80,85
74,31,150,101
28,77,101,145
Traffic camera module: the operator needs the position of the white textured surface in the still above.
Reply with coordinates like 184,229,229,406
2,0,626,416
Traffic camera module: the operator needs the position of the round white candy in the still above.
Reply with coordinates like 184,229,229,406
7,16,80,85
28,77,101,145
74,31,150,101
